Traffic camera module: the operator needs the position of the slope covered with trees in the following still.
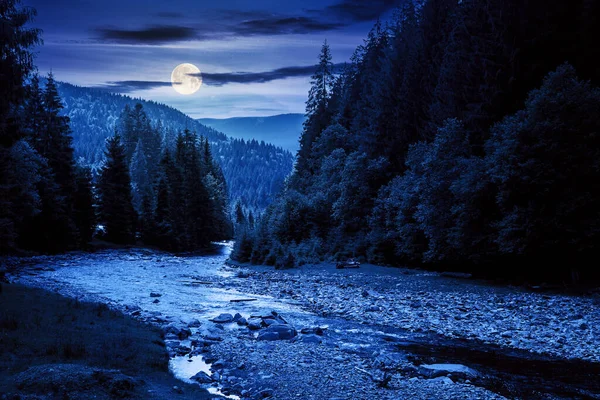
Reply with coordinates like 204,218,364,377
57,82,294,211
233,0,600,282
0,0,231,254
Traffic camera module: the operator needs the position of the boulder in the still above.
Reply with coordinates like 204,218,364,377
263,318,279,326
150,292,162,298
430,376,454,385
300,327,325,336
257,331,280,341
233,313,243,322
191,371,213,384
187,319,201,328
163,323,191,340
419,364,477,379
257,324,297,341
247,319,263,330
210,313,234,324
237,317,248,326
300,334,322,344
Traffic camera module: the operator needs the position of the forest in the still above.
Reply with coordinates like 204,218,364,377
57,82,294,212
232,0,600,282
0,2,231,253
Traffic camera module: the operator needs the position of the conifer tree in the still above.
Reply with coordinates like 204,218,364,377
130,139,151,213
296,40,335,178
73,165,96,246
235,201,246,225
98,134,136,244
0,0,42,252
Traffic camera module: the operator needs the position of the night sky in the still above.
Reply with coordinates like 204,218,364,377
23,0,396,118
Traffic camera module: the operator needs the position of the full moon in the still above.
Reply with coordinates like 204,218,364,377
171,63,202,95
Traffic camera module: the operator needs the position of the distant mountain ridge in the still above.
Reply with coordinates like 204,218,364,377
198,113,305,153
57,82,294,210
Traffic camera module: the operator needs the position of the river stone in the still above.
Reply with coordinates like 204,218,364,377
300,327,325,336
257,324,297,341
419,364,477,379
187,319,201,328
163,323,191,340
257,331,280,341
211,313,234,323
430,376,454,384
191,371,213,384
247,319,262,330
263,318,279,326
300,334,322,344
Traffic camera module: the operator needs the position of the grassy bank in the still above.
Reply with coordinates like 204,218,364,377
0,283,211,399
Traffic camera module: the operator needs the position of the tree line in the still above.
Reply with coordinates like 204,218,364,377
55,81,294,212
0,0,230,254
99,103,232,250
232,0,600,282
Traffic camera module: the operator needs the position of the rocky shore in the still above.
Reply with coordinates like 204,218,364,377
7,248,599,399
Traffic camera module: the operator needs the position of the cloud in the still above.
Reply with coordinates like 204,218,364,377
96,25,198,44
233,16,344,36
93,2,398,45
196,63,346,86
95,16,342,45
95,80,177,93
323,0,398,23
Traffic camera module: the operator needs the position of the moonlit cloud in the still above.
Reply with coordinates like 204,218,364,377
96,26,198,44
23,0,398,118
95,80,179,93
196,63,347,86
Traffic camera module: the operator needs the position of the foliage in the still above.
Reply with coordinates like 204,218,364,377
98,134,136,244
234,0,600,282
56,82,293,211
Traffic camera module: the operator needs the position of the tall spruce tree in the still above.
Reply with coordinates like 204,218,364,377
296,40,335,179
0,0,42,252
73,165,96,247
18,72,80,252
98,134,136,244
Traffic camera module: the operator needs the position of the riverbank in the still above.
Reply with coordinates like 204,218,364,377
5,247,600,399
227,261,600,364
0,283,211,399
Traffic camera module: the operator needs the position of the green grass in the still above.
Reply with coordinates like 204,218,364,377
0,284,167,375
0,283,211,399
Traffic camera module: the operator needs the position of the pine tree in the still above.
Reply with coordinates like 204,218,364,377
0,0,42,147
73,165,96,247
129,139,151,213
0,0,42,252
248,211,255,230
98,134,136,244
235,201,246,225
23,74,45,145
296,40,335,179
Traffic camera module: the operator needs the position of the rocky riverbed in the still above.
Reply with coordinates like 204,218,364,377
5,244,600,399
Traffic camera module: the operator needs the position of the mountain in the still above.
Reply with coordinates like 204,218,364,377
57,82,294,211
198,114,305,153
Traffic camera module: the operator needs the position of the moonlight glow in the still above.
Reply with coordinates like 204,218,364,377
171,63,202,95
